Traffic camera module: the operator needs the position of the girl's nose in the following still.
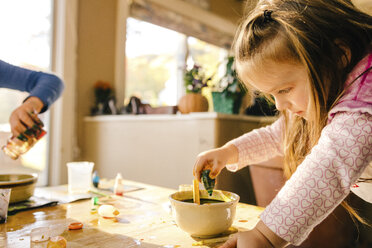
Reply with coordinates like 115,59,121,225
274,97,290,111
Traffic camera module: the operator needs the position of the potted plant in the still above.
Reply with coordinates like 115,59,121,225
244,92,277,116
178,64,212,114
91,80,117,115
212,56,246,114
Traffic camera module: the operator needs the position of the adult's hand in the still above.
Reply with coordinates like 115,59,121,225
9,96,44,138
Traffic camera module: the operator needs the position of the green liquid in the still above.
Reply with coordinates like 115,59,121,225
182,198,225,204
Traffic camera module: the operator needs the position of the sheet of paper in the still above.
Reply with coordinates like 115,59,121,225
34,184,143,203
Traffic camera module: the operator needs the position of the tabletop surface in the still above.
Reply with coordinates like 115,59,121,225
0,180,264,248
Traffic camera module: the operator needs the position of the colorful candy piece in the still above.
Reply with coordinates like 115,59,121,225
98,204,120,218
68,222,83,230
47,236,67,248
92,196,99,206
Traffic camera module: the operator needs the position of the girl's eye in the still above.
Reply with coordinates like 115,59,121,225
278,88,292,94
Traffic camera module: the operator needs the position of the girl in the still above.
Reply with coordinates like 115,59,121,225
193,0,372,247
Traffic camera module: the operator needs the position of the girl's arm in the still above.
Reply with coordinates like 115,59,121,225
193,117,284,181
259,111,372,245
225,116,284,171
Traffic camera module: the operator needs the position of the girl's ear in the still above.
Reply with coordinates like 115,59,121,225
334,39,351,68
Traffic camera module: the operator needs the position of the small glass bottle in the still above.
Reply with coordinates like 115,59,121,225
92,171,100,188
201,169,215,196
2,123,46,160
113,173,124,196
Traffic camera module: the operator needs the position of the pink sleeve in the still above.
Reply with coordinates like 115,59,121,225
260,112,372,245
226,116,284,171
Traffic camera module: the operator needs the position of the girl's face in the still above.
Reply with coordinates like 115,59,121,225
239,60,310,119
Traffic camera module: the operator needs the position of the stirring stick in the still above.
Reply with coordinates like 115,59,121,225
193,179,200,205
214,190,232,202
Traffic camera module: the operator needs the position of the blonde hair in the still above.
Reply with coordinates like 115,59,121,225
234,0,372,224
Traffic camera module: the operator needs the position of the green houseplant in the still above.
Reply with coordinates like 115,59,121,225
212,56,246,114
178,64,211,114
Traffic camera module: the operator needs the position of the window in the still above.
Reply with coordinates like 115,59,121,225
0,0,54,186
187,37,229,103
125,17,228,107
126,18,185,106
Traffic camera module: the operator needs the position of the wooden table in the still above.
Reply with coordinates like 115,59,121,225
0,180,263,248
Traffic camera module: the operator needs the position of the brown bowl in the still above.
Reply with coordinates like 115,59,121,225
0,174,38,203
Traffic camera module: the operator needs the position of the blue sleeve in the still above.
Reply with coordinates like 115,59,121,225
0,60,64,113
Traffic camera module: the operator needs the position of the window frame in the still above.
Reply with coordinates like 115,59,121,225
114,0,237,108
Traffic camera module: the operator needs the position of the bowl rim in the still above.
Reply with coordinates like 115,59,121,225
169,189,240,206
0,173,38,186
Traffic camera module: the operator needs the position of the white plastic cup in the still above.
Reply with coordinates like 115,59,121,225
0,188,11,223
66,161,94,194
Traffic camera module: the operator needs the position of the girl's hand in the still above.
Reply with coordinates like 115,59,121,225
193,143,238,182
9,96,44,138
219,229,272,248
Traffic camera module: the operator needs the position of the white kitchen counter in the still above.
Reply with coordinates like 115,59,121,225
84,112,277,122
83,112,277,189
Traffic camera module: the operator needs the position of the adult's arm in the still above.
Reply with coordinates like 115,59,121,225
0,60,64,113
